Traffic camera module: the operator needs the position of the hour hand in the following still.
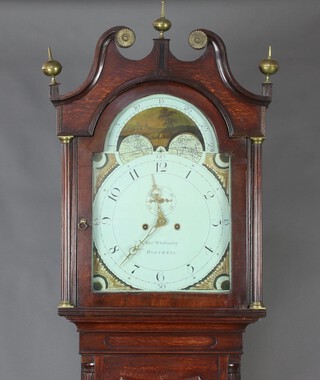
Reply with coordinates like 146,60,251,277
156,203,167,227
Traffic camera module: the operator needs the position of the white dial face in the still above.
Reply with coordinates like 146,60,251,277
93,153,230,291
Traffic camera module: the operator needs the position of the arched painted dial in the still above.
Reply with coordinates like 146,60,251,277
93,93,231,292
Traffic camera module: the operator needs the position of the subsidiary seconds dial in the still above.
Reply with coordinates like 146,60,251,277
93,153,230,291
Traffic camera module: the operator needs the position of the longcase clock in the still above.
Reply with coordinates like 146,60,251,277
42,3,278,379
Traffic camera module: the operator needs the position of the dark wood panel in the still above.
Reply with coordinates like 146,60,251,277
79,332,242,355
95,354,219,380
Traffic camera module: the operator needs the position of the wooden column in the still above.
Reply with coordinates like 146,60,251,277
250,137,266,310
228,362,241,380
81,357,95,380
58,136,74,308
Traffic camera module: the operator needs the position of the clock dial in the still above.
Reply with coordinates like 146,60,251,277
92,94,231,292
93,153,230,291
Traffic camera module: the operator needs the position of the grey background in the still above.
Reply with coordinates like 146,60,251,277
1,0,319,379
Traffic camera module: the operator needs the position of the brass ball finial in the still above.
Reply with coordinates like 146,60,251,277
153,0,172,38
259,46,279,83
42,47,62,85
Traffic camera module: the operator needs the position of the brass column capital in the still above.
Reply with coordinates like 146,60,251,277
250,137,265,145
59,135,74,144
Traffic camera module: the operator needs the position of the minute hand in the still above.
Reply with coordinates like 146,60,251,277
122,213,167,266
129,223,160,255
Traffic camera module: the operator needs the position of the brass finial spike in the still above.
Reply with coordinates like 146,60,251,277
42,47,62,85
161,0,165,17
48,46,53,61
259,45,279,84
153,0,172,38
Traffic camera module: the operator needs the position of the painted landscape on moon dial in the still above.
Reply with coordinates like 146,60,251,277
117,107,205,150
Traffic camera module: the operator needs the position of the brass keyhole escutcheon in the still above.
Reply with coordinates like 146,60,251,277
78,218,89,230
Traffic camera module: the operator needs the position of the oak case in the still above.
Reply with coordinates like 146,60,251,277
46,24,273,380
